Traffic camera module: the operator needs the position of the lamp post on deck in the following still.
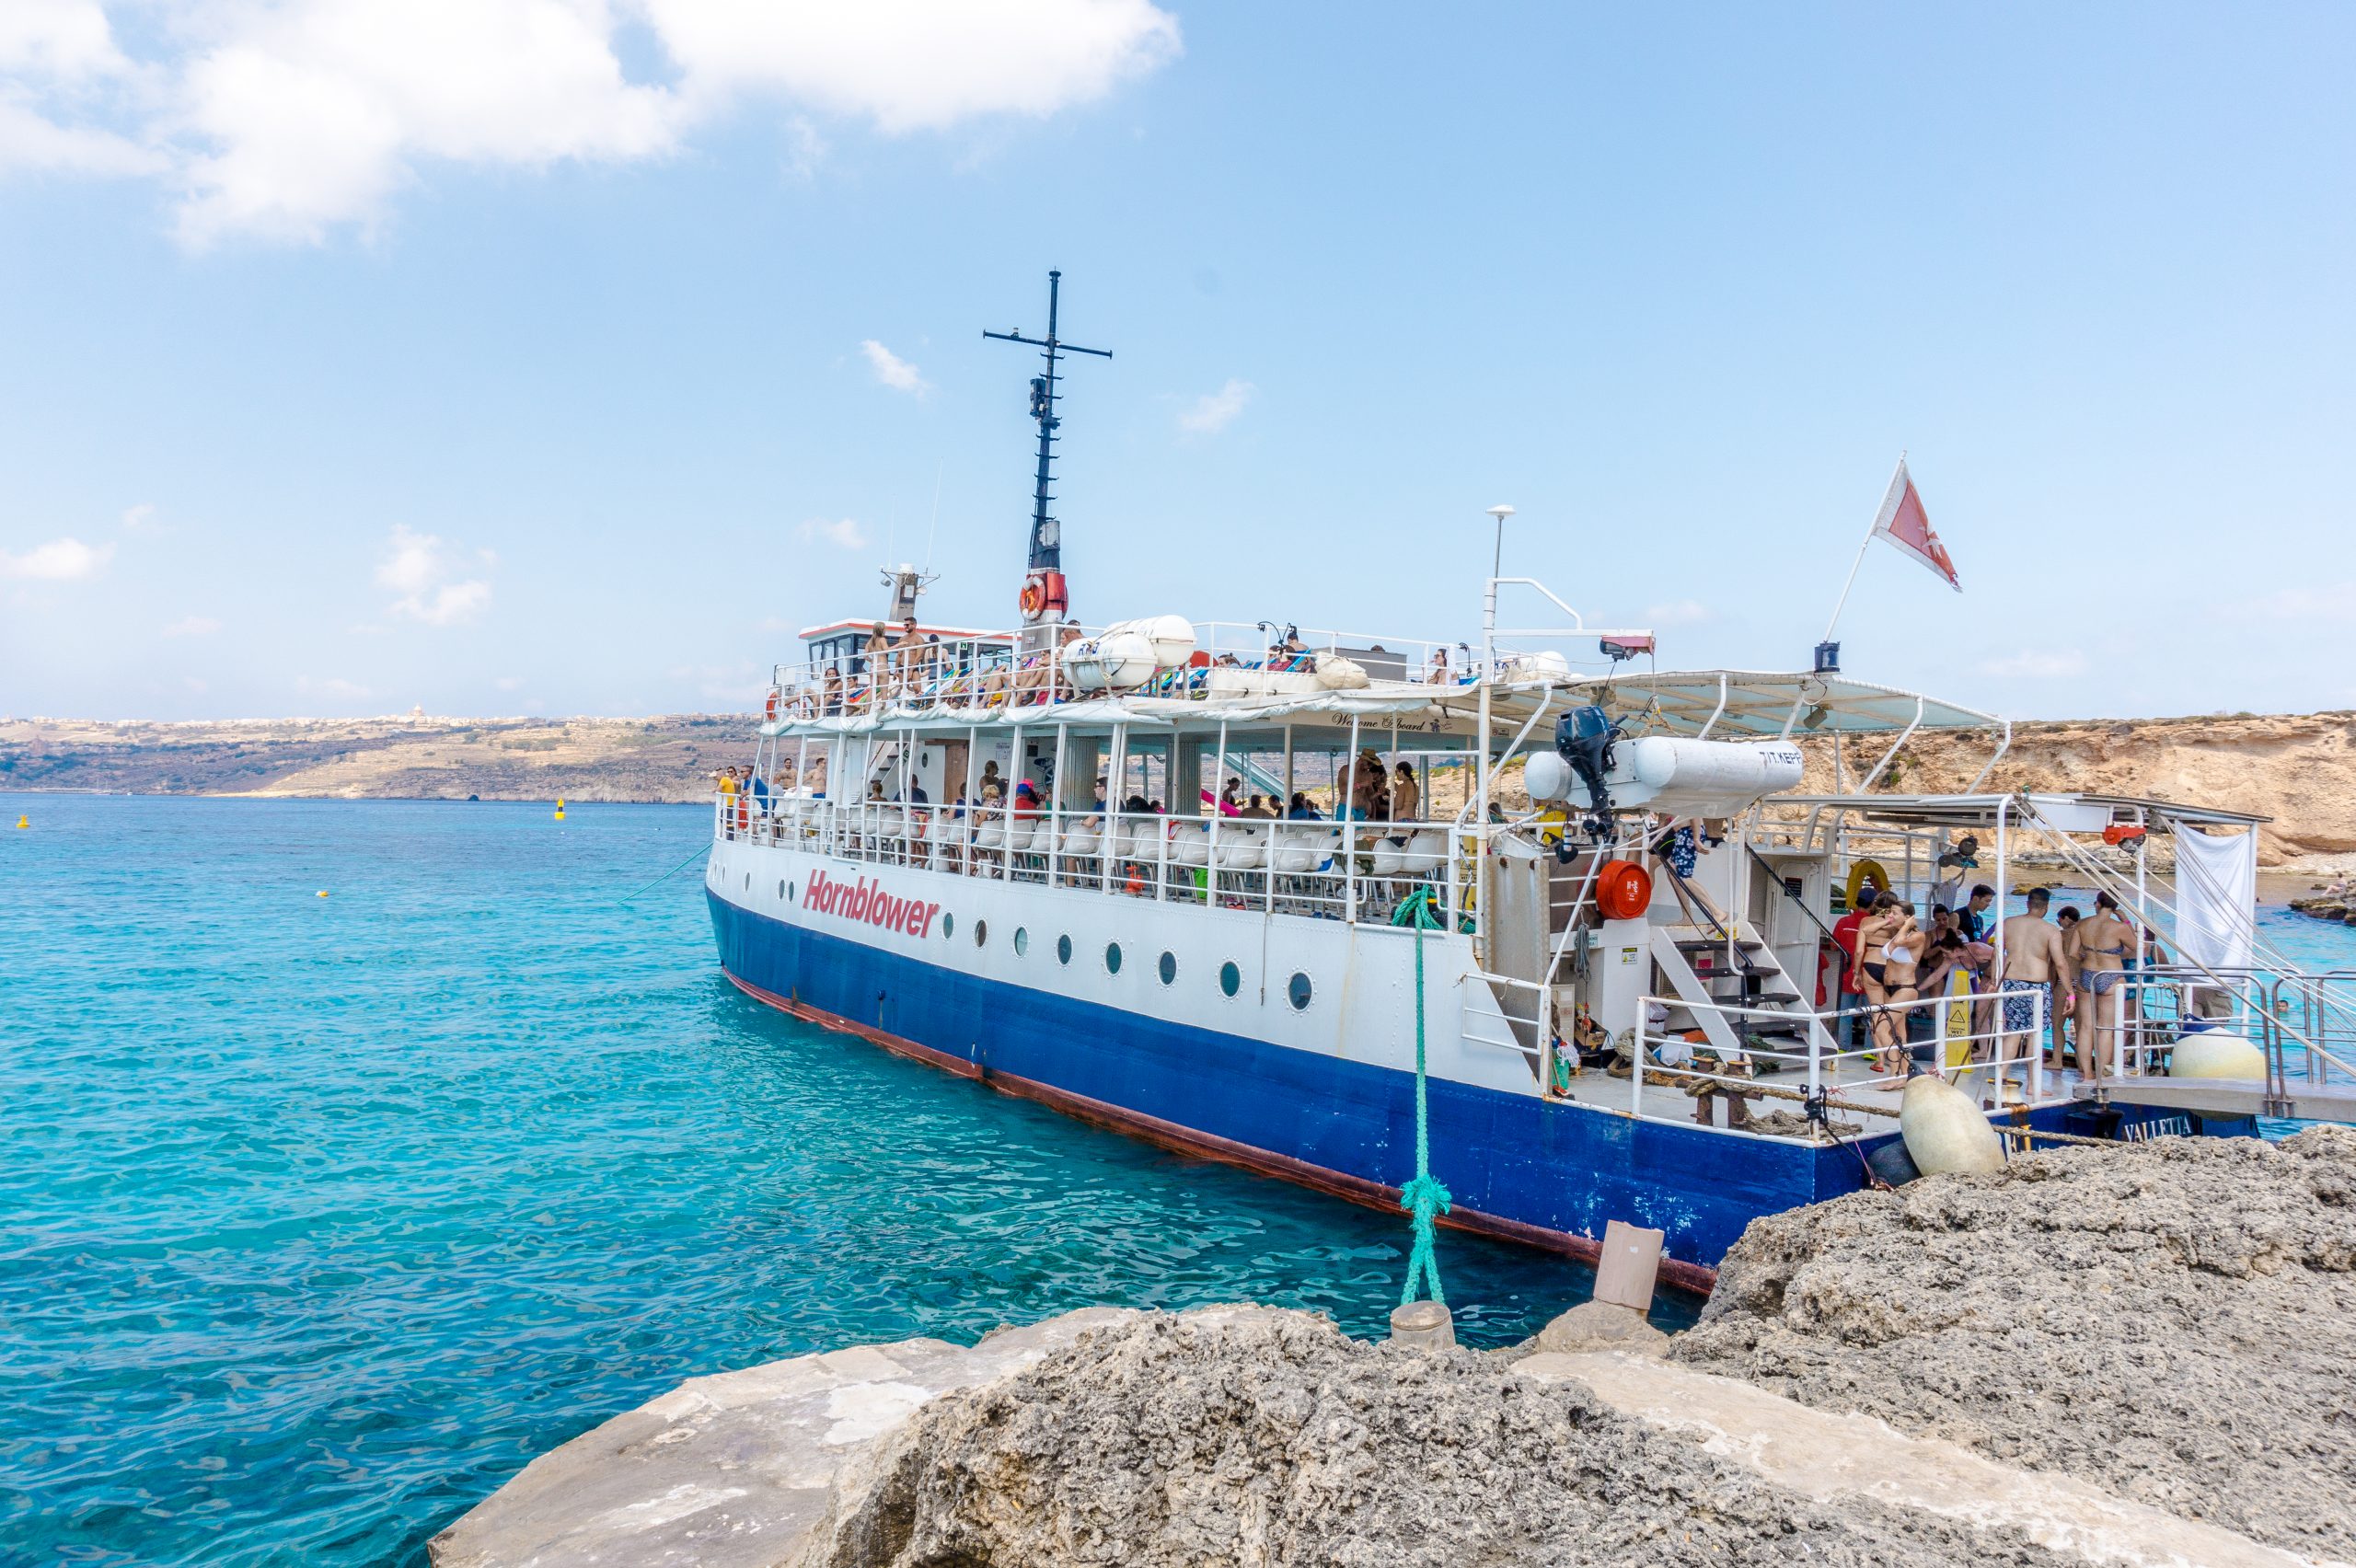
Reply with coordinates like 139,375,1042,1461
1485,504,1515,581
1475,504,1514,971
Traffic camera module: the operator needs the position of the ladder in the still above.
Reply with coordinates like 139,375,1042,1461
1650,918,1838,1064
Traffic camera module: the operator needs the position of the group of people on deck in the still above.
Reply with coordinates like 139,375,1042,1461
1830,836,2163,1094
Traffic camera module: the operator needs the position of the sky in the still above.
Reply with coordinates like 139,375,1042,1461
2,1,2352,722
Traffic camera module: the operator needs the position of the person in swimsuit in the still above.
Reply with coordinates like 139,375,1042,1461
1997,888,2075,1100
1877,900,1926,1073
2074,892,2135,1082
1854,894,1916,1072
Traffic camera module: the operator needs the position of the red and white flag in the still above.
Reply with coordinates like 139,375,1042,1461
1870,459,1960,592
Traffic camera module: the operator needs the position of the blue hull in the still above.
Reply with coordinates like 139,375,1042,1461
712,893,2045,1278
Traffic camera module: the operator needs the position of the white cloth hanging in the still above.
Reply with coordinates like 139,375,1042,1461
2168,821,2257,973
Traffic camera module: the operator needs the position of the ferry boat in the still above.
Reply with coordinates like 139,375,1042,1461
707,276,2315,1287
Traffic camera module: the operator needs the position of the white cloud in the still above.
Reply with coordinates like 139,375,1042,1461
162,615,221,637
1979,649,2088,679
0,1,131,79
0,0,1179,244
121,502,160,530
859,339,929,395
375,525,493,625
1641,599,1713,628
297,674,372,701
494,674,524,691
641,0,1180,133
0,95,160,176
0,2,164,176
0,536,114,580
2238,582,2356,621
1177,378,1253,435
798,516,868,551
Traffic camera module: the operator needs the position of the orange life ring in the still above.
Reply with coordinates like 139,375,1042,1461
1595,859,1653,921
1019,582,1045,616
765,690,780,721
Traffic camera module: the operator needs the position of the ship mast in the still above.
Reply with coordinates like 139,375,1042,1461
984,270,1111,650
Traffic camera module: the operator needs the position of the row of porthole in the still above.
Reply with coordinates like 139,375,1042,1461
767,874,1313,1010
935,913,1311,1010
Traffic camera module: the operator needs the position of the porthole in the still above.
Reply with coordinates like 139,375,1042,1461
778,879,787,899
744,872,751,890
788,882,796,902
1218,961,1242,998
1287,972,1313,1011
1057,934,1073,965
942,914,955,940
1158,951,1178,986
1014,928,1030,956
1105,942,1124,975
974,919,989,948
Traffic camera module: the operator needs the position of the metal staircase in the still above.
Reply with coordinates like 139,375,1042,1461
1649,918,1838,1063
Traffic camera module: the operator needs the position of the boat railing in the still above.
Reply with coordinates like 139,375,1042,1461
1618,988,2056,1140
717,791,1468,930
765,620,1497,726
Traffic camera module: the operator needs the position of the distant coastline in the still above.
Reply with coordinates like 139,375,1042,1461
0,714,754,806
6,709,2353,872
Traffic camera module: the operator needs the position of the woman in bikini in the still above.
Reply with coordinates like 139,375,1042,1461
1853,894,1910,1072
1876,900,1927,1073
2074,892,2134,1081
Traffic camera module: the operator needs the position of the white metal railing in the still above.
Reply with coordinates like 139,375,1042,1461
765,618,1504,727
717,792,1470,929
1620,988,2054,1138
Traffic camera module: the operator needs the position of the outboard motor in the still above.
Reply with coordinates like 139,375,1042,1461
1553,703,1623,847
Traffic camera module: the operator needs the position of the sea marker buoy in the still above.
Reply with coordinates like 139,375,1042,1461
1899,1069,2004,1176
317,890,329,898
2168,1032,2267,1079
14,815,26,829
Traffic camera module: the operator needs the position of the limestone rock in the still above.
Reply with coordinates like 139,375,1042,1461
1526,1298,1669,1357
1670,1125,2356,1562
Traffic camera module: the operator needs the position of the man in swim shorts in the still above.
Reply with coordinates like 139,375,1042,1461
1997,888,2074,1099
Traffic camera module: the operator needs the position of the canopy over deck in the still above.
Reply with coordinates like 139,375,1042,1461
1770,791,2270,830
1548,670,2003,739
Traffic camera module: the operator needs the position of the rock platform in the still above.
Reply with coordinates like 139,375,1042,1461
433,1127,2356,1567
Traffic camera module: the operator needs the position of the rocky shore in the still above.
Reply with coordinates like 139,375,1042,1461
430,1126,2353,1567
2289,894,2356,927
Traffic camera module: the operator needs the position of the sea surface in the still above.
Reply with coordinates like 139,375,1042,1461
3,794,1634,1568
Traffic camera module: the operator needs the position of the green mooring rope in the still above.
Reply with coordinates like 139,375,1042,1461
1391,888,1451,1308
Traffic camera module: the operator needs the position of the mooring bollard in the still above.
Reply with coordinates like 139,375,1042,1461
1389,1298,1456,1349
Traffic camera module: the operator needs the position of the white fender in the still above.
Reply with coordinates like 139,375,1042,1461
1899,1072,2004,1176
2169,1032,2267,1079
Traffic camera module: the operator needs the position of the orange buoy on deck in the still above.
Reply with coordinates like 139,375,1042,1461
1595,859,1653,921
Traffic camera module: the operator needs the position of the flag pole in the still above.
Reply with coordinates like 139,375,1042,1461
1821,452,1908,644
1820,525,1876,644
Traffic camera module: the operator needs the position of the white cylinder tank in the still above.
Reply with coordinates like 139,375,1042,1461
1611,737,1807,816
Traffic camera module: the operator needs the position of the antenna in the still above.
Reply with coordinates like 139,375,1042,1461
985,270,1111,643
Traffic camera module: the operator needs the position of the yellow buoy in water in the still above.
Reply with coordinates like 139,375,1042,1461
317,890,329,898
2169,1031,2267,1079
1900,1070,2004,1176
15,815,26,829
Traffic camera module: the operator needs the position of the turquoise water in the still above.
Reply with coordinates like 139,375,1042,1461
0,794,1627,1567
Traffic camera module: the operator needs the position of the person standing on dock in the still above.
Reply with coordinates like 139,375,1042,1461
1997,889,2075,1099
